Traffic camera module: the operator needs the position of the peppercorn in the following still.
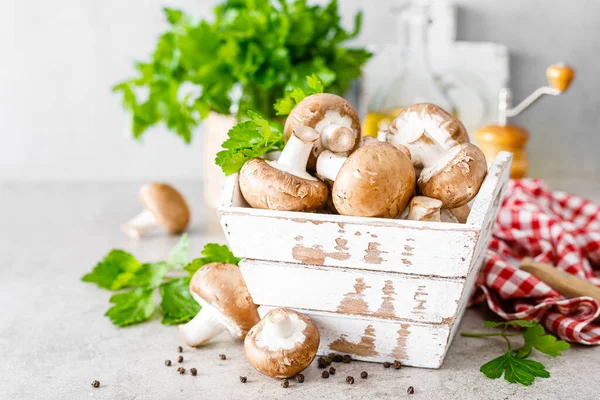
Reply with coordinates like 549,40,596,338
346,376,354,384
219,354,227,360
240,376,247,383
322,370,330,379
342,355,352,364
360,371,368,379
332,354,343,363
296,374,305,383
177,367,185,375
317,357,327,368
190,368,197,376
383,362,391,368
91,380,100,388
177,356,184,363
324,357,332,366
393,360,402,369
328,367,336,375
281,379,289,388
407,386,415,394
177,346,183,353
164,360,172,367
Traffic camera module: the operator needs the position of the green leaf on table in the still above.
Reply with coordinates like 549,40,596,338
516,324,570,358
274,74,325,116
184,243,240,275
480,351,550,386
105,288,155,327
81,250,141,290
159,277,200,325
484,320,538,329
128,262,170,289
167,234,191,268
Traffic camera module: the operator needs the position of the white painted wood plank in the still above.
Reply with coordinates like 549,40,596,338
241,259,465,324
258,306,450,369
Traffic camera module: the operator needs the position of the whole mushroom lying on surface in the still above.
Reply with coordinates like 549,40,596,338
316,142,415,218
285,93,361,170
238,126,329,212
244,308,320,378
121,183,190,238
384,103,487,208
179,262,260,347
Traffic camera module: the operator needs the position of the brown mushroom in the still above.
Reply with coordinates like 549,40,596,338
238,126,329,212
407,196,442,222
244,308,320,378
179,262,260,347
121,183,190,238
285,93,361,170
316,142,415,218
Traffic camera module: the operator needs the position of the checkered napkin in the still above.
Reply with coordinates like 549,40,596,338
475,179,600,344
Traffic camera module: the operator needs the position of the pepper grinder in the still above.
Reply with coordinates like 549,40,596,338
475,64,575,178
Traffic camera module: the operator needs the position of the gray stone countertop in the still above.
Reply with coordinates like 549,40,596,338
1,181,599,400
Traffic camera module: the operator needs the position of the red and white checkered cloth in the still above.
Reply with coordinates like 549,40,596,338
476,179,600,344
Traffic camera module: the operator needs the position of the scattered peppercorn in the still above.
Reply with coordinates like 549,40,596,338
324,357,332,366
296,374,305,383
177,346,183,353
164,360,172,367
342,355,352,364
383,362,391,368
328,367,336,375
91,380,100,388
332,354,343,363
281,379,289,388
393,360,402,369
177,356,184,363
360,371,368,379
346,376,354,384
240,376,247,383
219,354,227,360
407,386,415,394
190,368,197,376
177,367,185,375
317,357,327,368
321,370,330,379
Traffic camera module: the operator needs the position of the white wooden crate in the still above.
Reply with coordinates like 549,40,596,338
218,152,512,368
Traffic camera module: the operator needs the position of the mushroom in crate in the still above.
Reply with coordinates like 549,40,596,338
384,103,488,208
121,183,190,238
179,262,260,347
316,142,415,218
245,308,320,378
238,126,328,212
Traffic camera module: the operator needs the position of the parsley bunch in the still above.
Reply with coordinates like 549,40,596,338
113,0,371,143
462,320,570,386
81,235,240,327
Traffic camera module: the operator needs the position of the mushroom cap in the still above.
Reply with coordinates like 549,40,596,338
139,183,190,233
386,103,470,168
284,93,361,170
244,308,320,378
332,142,416,218
190,262,260,339
418,143,487,208
238,158,329,212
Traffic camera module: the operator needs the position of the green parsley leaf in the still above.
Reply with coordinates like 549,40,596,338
81,250,141,290
159,277,201,325
167,234,191,268
483,320,538,329
215,111,285,175
516,324,570,358
128,262,170,289
480,351,550,386
105,288,155,327
274,74,325,116
184,243,240,275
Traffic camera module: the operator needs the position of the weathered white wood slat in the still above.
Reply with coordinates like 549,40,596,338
241,259,465,324
258,306,451,368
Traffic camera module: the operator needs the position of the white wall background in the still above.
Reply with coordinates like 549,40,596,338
1,0,598,183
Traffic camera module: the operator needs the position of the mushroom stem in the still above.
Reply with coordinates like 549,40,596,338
407,196,442,222
408,130,446,167
268,126,319,180
268,309,294,338
121,210,159,238
179,305,227,347
316,150,347,182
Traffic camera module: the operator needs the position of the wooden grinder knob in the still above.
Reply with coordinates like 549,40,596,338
546,64,575,92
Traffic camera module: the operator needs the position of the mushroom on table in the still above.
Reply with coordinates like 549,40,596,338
179,262,260,347
121,183,190,238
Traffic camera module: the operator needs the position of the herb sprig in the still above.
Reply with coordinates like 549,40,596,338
81,235,239,327
462,320,570,386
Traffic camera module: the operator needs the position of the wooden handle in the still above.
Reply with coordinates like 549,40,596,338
546,63,575,92
520,258,600,302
